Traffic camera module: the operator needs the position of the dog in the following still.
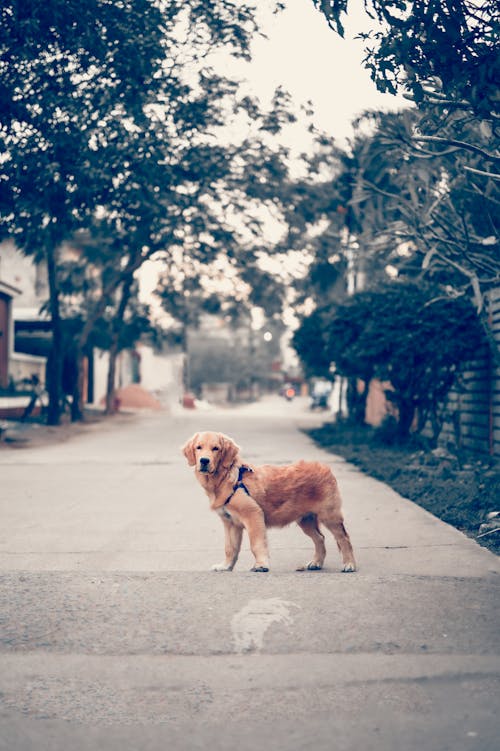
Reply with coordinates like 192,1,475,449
182,431,356,573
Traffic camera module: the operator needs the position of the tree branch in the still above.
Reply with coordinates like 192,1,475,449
412,136,500,163
463,165,500,180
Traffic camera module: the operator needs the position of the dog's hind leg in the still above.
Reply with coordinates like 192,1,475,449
296,514,326,571
319,511,356,572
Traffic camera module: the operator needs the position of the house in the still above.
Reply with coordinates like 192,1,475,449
0,278,21,389
0,241,49,386
0,241,184,415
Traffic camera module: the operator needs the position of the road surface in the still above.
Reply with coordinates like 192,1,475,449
0,396,499,750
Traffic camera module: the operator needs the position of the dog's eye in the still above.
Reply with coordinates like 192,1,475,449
196,445,202,450
212,446,219,451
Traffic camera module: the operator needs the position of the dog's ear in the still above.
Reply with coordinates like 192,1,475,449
220,433,240,467
182,433,199,466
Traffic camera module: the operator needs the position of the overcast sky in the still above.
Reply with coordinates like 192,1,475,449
239,0,408,145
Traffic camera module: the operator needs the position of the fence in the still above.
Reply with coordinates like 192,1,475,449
438,288,500,456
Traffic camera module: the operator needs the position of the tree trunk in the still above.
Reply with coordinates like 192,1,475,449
71,273,123,422
45,244,63,426
70,349,85,422
397,400,416,441
71,301,109,422
346,377,368,425
105,275,134,415
105,341,120,415
72,253,142,421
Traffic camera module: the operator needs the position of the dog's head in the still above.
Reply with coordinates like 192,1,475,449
182,431,240,475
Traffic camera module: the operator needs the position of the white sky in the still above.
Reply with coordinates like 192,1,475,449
140,0,408,312
238,0,408,145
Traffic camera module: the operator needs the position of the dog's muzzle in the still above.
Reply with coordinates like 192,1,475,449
199,457,211,473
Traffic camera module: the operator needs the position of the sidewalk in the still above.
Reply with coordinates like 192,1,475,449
0,397,498,750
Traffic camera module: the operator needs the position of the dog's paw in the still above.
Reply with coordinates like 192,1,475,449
250,565,269,572
211,563,232,572
296,562,323,571
341,562,356,573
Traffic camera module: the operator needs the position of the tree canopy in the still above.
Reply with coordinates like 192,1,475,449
313,1,499,123
303,2,500,310
293,281,484,439
0,0,294,422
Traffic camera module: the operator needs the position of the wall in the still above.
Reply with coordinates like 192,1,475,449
9,353,46,385
365,379,396,427
361,288,500,456
90,345,184,408
0,293,9,388
492,289,500,455
0,241,48,309
438,288,500,456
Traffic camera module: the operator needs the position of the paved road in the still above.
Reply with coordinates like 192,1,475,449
0,397,499,750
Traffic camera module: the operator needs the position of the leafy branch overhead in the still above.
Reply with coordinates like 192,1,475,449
303,2,499,310
312,1,499,123
0,0,296,422
346,110,499,309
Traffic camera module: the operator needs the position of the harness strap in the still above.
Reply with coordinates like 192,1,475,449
224,465,253,506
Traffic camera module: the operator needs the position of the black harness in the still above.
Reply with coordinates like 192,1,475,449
224,465,253,506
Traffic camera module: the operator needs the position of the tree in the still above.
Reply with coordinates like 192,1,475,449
312,1,499,125
293,281,484,441
344,109,500,310
101,292,154,416
0,0,267,423
288,108,499,314
291,308,333,379
311,1,499,307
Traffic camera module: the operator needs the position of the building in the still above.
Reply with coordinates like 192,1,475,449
0,241,184,415
0,278,21,389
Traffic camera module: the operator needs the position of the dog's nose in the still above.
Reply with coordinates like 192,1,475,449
199,457,210,469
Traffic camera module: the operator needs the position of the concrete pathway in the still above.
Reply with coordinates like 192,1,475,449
0,396,498,750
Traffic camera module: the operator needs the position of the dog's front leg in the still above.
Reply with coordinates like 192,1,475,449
212,515,243,571
230,493,269,572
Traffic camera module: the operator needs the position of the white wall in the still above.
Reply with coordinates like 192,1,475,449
0,241,48,311
137,344,184,400
91,345,184,408
10,353,46,386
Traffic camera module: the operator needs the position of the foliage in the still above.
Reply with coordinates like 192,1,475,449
312,1,499,123
291,308,332,379
310,1,499,309
1,0,252,250
345,110,500,308
293,281,484,440
0,0,290,422
88,298,154,354
188,339,252,392
287,108,499,316
156,236,288,336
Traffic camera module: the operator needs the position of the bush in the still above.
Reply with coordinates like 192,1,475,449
294,281,485,441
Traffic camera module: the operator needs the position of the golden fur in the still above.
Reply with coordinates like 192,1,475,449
182,431,356,573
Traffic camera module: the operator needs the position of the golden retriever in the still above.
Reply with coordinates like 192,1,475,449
182,431,356,573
